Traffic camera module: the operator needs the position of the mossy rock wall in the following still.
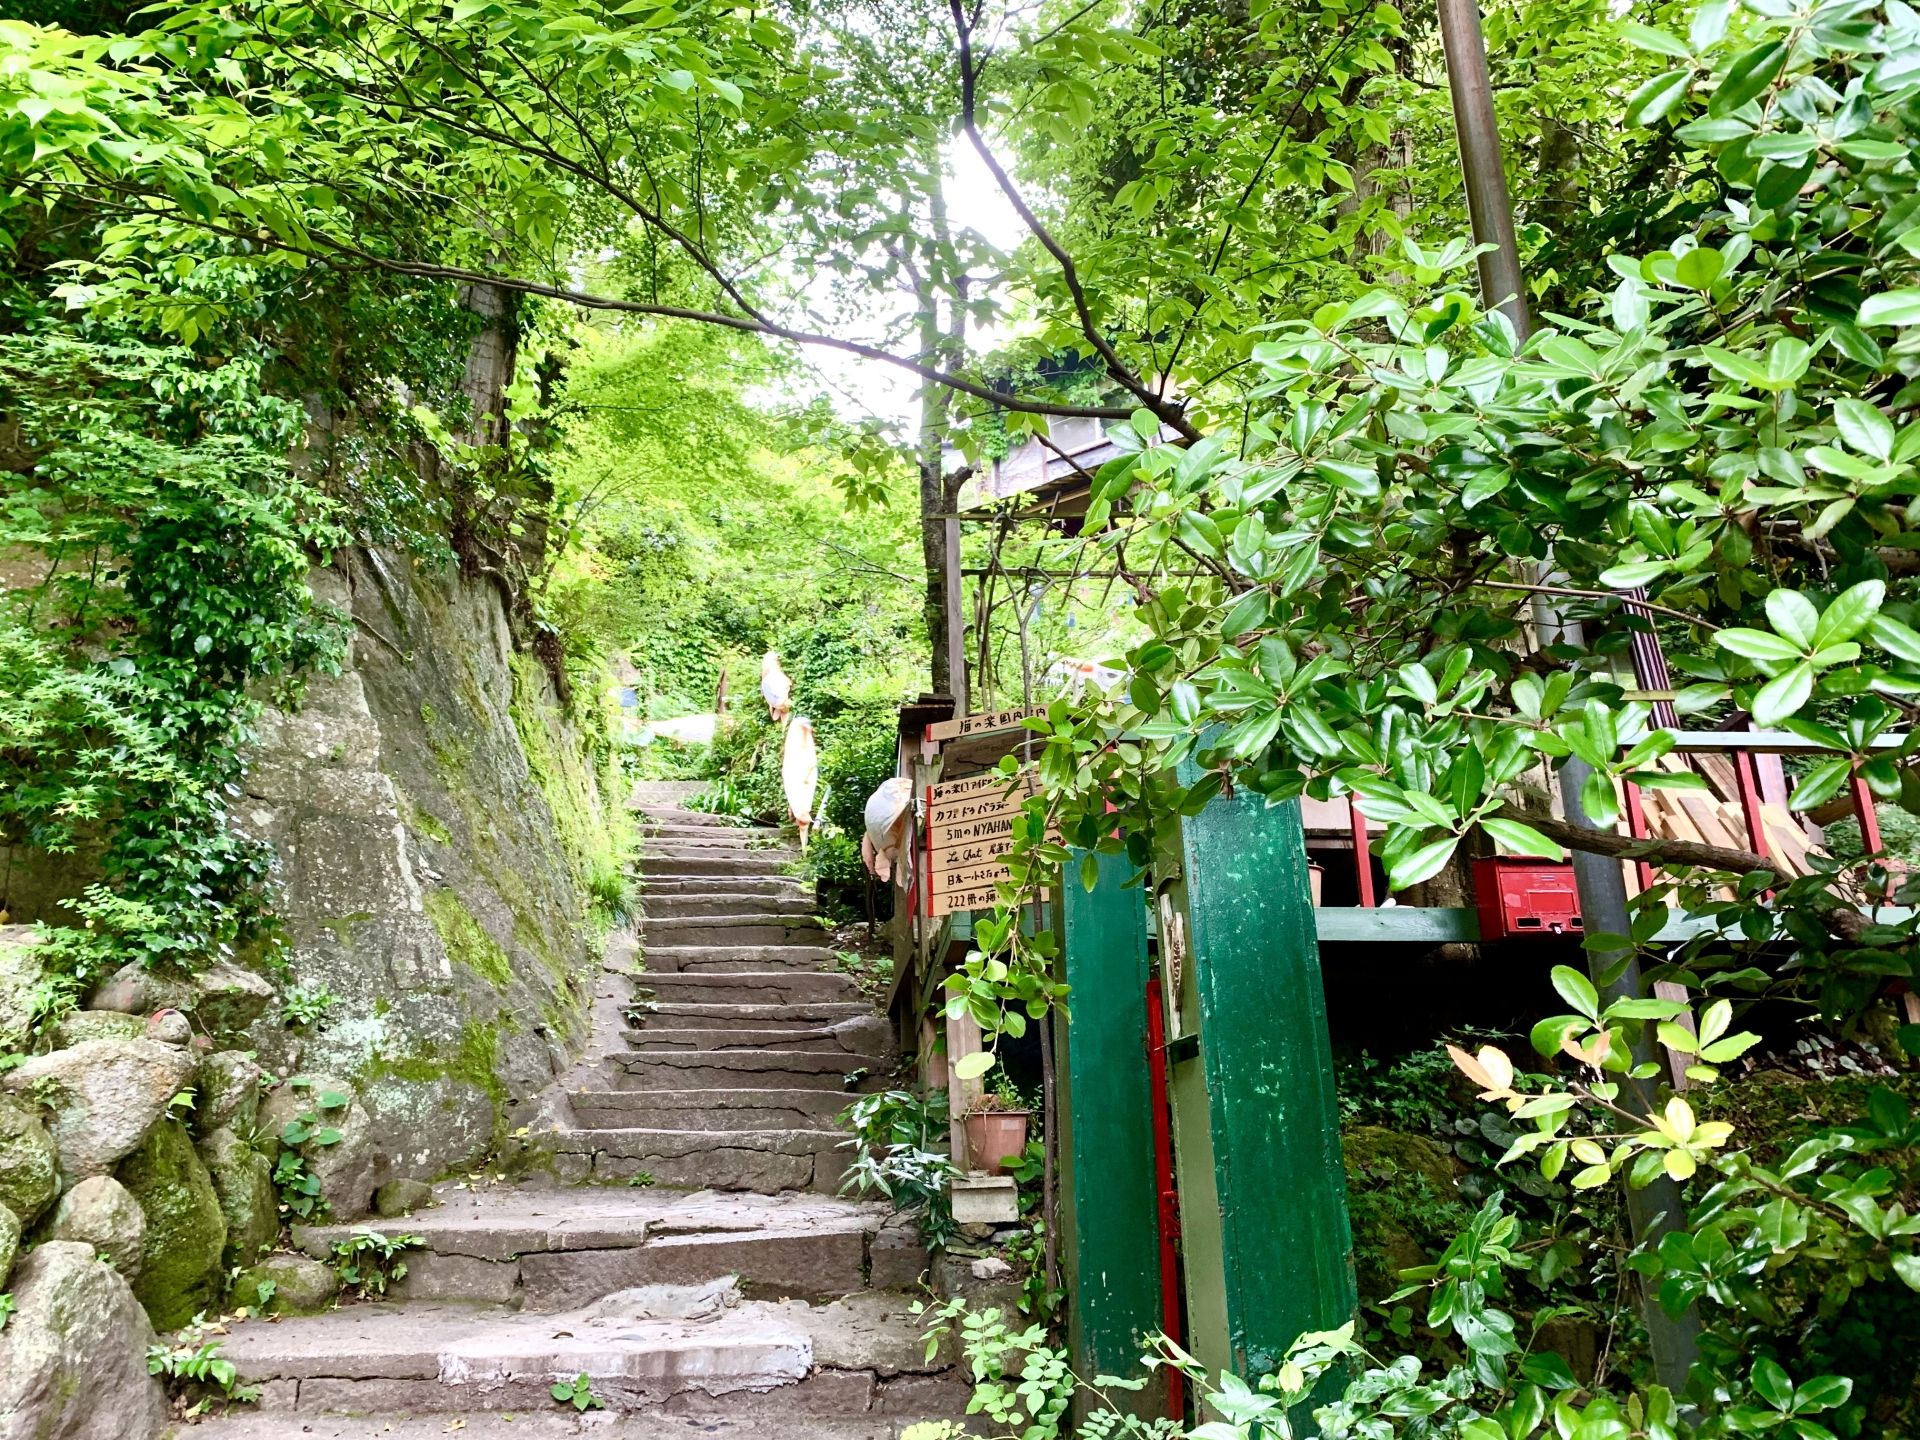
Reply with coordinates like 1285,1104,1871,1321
239,553,614,1188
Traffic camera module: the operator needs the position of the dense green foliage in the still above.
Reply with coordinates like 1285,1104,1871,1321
0,336,345,995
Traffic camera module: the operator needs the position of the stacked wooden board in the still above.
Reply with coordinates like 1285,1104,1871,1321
1629,752,1825,889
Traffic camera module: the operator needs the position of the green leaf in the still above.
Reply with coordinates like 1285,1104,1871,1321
1627,71,1694,127
1623,23,1693,56
1871,613,1920,663
1699,1031,1762,1063
1675,116,1754,145
1893,1250,1920,1291
1753,663,1815,725
1675,247,1724,288
1814,580,1886,647
1221,589,1269,638
1482,818,1565,860
954,1051,995,1080
1581,768,1620,828
1790,757,1854,812
1551,964,1602,1021
1710,41,1787,116
1767,589,1820,649
1600,560,1673,589
1753,1359,1796,1411
1859,290,1920,327
1793,1376,1854,1413
1835,402,1897,463
1716,628,1804,665
1388,836,1460,890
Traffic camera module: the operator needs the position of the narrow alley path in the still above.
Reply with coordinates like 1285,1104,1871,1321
185,794,960,1436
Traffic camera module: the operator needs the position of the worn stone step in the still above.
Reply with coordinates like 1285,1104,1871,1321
629,1001,872,1030
639,853,791,877
610,1049,887,1092
296,1187,885,1303
642,893,817,918
570,1088,853,1132
552,1128,850,1194
178,1409,920,1438
622,1026,863,1054
636,806,743,827
639,830,775,850
631,972,864,1006
639,876,809,898
643,945,836,973
641,916,825,947
397,1222,869,1307
213,1289,959,1417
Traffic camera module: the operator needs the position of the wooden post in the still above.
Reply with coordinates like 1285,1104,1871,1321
1624,780,1653,895
1733,750,1771,863
944,515,968,714
1060,850,1165,1421
1163,785,1352,1391
1348,793,1376,908
946,1006,984,1170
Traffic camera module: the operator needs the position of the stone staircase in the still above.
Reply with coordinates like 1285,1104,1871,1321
187,798,959,1436
551,806,895,1192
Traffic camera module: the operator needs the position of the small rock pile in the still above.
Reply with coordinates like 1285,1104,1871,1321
0,924,400,1439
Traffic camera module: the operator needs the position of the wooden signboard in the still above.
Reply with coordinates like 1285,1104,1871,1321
927,704,1046,744
923,768,1055,917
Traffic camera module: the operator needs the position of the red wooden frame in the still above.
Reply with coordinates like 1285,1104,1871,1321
1144,974,1184,1423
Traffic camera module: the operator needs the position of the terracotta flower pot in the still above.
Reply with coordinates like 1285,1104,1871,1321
963,1110,1031,1175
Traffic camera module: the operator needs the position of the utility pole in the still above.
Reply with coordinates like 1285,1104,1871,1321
1437,1,1698,1387
1560,755,1704,1395
1436,0,1530,339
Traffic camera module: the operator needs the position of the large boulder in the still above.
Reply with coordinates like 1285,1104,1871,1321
47,1176,146,1278
193,1051,264,1136
257,1075,377,1220
181,962,276,1041
0,1240,168,1440
231,1252,339,1315
373,1177,434,1217
49,1012,146,1049
3,1040,195,1184
0,1095,58,1226
115,1118,226,1330
91,961,274,1044
197,1126,277,1273
0,926,43,1053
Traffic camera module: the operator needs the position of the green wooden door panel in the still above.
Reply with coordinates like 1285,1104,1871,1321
1060,850,1163,1394
1179,790,1356,1378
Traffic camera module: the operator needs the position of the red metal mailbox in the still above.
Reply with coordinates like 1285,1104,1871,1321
1473,857,1582,940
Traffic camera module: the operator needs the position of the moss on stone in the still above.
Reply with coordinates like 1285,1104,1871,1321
507,654,632,940
198,1127,278,1274
117,1117,227,1330
366,1020,506,1106
1342,1125,1468,1303
423,888,513,990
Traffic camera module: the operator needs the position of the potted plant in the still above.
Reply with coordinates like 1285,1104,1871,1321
961,1081,1031,1176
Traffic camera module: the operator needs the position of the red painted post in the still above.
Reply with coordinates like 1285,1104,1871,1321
1143,976,1184,1423
1349,792,1377,908
1624,780,1654,894
1732,751,1771,863
1851,768,1891,900
1852,769,1886,857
